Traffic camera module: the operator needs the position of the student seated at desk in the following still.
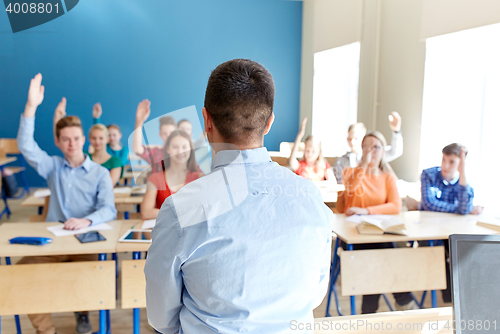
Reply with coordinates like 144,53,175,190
132,99,177,173
17,74,117,334
418,143,482,215
289,117,334,181
333,112,403,184
337,131,417,313
141,130,202,219
87,124,123,185
415,143,483,303
92,102,130,166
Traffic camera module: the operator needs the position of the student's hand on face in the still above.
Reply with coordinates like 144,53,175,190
63,218,92,230
26,73,45,111
92,102,102,119
458,148,467,175
471,205,484,215
298,117,307,139
360,145,373,168
388,111,402,132
135,99,151,124
54,97,67,122
345,207,369,216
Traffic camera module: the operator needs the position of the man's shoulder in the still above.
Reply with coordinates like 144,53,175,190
422,166,440,179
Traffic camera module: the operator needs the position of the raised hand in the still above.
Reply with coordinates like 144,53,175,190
388,111,402,132
92,102,103,119
298,117,308,139
136,99,151,125
25,73,45,117
458,148,467,175
54,97,67,123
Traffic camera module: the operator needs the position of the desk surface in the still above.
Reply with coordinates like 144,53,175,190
115,220,152,253
0,157,16,167
22,190,144,207
333,211,499,244
0,221,123,257
314,307,452,333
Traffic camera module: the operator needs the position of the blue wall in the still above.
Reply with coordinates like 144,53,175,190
0,0,302,187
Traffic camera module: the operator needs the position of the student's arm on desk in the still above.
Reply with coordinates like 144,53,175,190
84,172,117,225
141,181,160,220
420,170,473,215
17,74,56,179
145,200,183,334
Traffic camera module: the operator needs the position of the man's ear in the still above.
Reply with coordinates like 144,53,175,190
263,113,275,135
202,107,212,134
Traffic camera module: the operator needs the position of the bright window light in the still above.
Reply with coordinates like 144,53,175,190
312,42,360,157
420,23,500,215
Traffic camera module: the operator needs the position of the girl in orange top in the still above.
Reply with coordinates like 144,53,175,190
141,130,202,219
337,131,415,314
337,131,401,215
289,118,333,181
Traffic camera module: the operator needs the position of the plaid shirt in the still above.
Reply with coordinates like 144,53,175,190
139,146,164,173
418,166,474,215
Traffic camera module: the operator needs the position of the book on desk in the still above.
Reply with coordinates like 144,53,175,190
348,215,407,236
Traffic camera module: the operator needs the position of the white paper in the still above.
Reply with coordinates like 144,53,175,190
34,189,51,198
114,187,132,194
141,219,156,229
47,223,113,237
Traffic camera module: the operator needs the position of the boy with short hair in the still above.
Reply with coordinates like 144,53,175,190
132,100,176,173
419,143,482,215
17,73,117,334
333,111,403,183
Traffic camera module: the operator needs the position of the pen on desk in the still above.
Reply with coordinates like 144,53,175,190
58,220,65,223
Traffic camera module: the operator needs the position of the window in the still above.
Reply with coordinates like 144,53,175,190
420,23,500,215
312,42,360,157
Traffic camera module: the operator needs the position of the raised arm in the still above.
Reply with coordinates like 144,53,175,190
289,117,307,171
92,102,102,124
17,74,55,179
53,97,67,143
385,111,403,162
132,99,151,156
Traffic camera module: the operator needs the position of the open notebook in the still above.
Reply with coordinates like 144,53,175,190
347,215,407,236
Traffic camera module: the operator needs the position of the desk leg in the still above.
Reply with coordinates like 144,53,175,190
5,257,22,334
347,244,356,315
133,252,141,334
124,211,129,220
325,237,342,317
38,206,43,215
98,253,107,334
428,240,438,308
0,165,11,220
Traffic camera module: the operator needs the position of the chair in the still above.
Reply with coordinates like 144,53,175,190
0,139,30,197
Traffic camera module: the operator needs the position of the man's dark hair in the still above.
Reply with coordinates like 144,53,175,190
204,59,275,144
442,143,468,157
159,116,176,130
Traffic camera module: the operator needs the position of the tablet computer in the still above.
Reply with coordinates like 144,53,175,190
118,229,152,243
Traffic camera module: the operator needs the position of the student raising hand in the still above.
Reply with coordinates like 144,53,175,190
388,111,402,132
53,97,67,141
25,73,45,117
136,99,151,125
93,102,103,119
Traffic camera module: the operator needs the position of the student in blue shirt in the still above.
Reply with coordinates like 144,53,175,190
144,59,333,334
419,143,482,215
418,143,483,303
17,73,117,334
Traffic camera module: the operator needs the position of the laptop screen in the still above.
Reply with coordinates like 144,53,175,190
450,234,500,333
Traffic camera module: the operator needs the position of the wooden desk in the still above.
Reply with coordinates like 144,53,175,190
332,211,498,244
315,307,452,333
0,221,124,334
115,220,151,334
327,212,500,317
0,221,122,257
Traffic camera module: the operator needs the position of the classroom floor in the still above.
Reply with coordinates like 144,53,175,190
0,192,451,334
